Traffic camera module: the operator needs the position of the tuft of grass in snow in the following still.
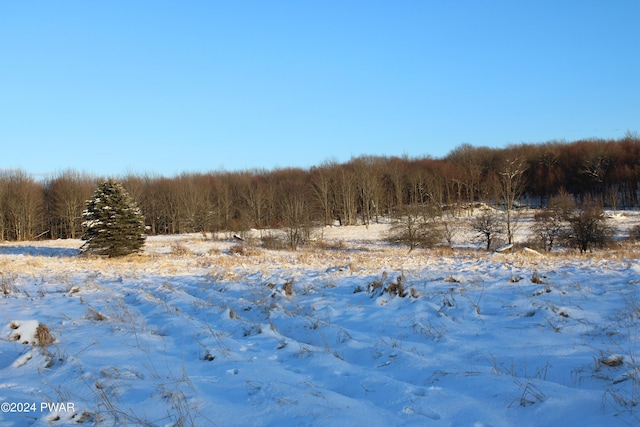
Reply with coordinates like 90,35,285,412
601,292,640,420
599,354,624,368
530,270,546,284
1,272,19,295
85,307,107,322
444,275,460,283
35,323,55,347
386,274,408,297
365,271,410,298
282,279,294,296
9,320,55,347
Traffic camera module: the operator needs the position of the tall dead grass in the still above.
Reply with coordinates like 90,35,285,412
1,236,637,283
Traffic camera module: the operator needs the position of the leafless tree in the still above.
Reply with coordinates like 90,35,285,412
238,171,269,230
352,156,384,225
389,202,443,251
0,176,6,240
471,206,504,251
44,170,95,239
565,200,615,253
277,174,311,249
214,173,237,231
497,156,527,244
383,157,408,215
335,166,358,226
0,170,43,240
446,143,484,214
310,162,336,226
531,191,575,251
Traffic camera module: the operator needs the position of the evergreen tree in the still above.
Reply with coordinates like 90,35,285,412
81,179,146,257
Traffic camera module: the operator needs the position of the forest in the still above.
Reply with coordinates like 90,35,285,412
1,135,639,243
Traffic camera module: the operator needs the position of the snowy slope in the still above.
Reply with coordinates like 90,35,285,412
1,218,640,426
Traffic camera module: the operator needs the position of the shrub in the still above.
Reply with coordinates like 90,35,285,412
388,207,444,251
532,209,567,252
565,202,615,253
471,207,504,251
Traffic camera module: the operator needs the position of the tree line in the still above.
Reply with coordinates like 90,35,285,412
1,134,639,242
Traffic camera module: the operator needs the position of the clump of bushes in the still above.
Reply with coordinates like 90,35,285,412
387,207,445,251
531,194,616,253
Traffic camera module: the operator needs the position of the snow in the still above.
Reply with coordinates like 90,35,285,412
6,321,41,346
1,213,640,426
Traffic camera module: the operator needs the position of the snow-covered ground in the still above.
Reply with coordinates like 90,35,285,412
1,213,640,426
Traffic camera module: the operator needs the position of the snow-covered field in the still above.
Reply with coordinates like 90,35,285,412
2,214,640,426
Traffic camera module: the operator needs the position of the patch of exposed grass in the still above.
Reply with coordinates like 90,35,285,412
35,323,56,347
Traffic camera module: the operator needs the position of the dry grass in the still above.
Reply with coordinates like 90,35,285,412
171,242,192,256
86,307,108,322
431,246,455,256
282,279,294,296
1,272,18,295
530,271,546,284
309,239,347,251
228,244,247,256
7,321,55,346
35,323,55,347
1,234,638,287
366,272,409,298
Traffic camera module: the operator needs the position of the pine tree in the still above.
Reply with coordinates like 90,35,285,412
81,179,146,257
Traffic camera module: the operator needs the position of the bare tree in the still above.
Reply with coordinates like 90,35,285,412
132,173,162,235
388,203,443,251
565,200,615,253
471,206,504,251
0,175,6,240
532,210,564,252
174,173,215,234
497,156,527,244
158,177,183,234
383,157,408,216
0,170,43,241
352,156,384,225
335,166,358,226
278,175,311,250
214,173,237,231
531,190,575,251
310,162,336,226
44,170,94,239
446,143,484,214
238,171,269,231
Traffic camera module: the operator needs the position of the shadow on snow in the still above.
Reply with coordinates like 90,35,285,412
0,245,81,257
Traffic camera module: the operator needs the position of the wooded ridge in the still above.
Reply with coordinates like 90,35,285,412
1,135,639,241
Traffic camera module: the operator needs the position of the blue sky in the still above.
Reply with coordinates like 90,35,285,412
1,1,638,178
